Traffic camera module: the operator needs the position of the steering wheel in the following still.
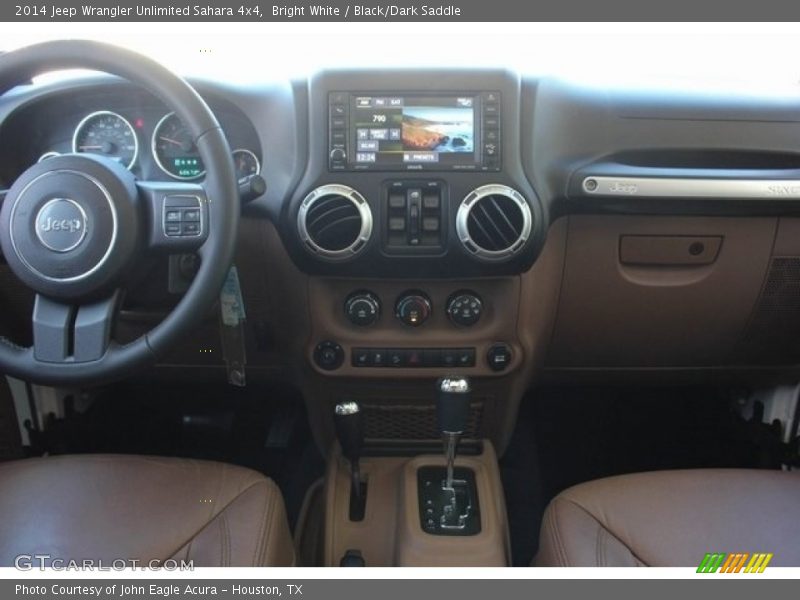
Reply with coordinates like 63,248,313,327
0,40,240,385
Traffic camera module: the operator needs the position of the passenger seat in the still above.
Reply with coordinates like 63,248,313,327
535,469,800,567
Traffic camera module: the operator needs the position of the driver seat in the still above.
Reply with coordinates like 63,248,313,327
0,455,295,567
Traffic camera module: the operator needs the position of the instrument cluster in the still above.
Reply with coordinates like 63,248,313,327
54,110,260,182
0,86,263,188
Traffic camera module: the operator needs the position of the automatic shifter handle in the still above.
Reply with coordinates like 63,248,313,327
334,401,364,504
335,401,364,464
437,377,471,489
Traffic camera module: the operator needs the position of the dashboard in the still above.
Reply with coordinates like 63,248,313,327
3,68,800,389
5,66,800,451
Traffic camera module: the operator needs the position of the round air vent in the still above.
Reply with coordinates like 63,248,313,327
297,184,373,260
456,184,532,260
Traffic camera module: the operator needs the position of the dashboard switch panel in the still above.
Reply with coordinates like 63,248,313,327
352,347,476,368
384,180,446,252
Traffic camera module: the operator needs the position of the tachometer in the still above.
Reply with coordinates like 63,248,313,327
151,112,205,180
232,149,261,183
72,111,138,169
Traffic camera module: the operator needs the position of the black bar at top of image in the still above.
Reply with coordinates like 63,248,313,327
2,0,800,21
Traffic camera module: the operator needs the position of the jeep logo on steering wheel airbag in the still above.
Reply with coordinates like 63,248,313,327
34,198,88,253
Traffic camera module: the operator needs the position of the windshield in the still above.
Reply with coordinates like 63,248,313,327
2,22,800,95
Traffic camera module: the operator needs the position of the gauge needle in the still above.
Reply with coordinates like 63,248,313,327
159,136,182,146
79,145,103,150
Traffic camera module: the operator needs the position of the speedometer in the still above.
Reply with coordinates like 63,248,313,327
151,112,205,180
72,111,138,169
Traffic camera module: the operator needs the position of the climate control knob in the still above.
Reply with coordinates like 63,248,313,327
395,292,432,327
345,291,381,327
447,291,483,327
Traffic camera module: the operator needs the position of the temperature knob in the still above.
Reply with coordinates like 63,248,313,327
447,291,483,327
395,292,432,327
344,291,381,327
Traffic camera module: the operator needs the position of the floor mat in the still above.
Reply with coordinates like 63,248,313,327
500,385,771,567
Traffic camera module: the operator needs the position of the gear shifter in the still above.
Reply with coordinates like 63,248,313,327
418,376,479,534
334,401,366,521
437,377,471,489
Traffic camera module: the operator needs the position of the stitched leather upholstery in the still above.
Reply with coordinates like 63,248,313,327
0,455,295,567
535,469,800,567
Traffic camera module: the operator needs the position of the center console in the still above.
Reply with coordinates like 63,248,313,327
323,444,510,566
322,382,510,567
287,70,542,385
283,70,555,565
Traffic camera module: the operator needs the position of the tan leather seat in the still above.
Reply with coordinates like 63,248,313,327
0,455,295,567
535,469,800,567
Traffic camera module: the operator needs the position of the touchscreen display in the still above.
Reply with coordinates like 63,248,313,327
351,95,479,169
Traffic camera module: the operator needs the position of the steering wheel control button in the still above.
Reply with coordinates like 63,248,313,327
314,341,344,371
162,196,204,238
34,198,88,253
487,343,513,372
447,291,483,327
395,291,432,327
344,291,381,327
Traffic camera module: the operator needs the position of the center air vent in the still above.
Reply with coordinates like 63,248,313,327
297,184,373,260
456,184,532,260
